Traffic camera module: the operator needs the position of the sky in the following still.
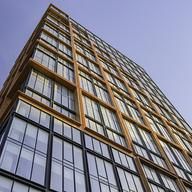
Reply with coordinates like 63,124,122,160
0,0,191,126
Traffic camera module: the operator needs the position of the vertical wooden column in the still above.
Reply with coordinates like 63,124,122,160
69,21,86,129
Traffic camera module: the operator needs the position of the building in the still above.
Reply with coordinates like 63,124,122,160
0,4,192,192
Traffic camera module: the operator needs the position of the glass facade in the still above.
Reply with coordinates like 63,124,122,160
0,4,192,192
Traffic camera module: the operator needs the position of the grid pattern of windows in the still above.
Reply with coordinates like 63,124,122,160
53,82,75,118
27,70,76,119
113,91,143,124
99,59,119,77
160,141,192,182
131,88,153,110
40,32,72,58
145,112,173,141
125,120,167,168
143,165,179,192
51,136,86,192
171,126,192,152
83,96,126,146
75,42,96,62
79,70,111,104
0,117,48,185
87,153,118,192
76,53,101,76
0,175,42,192
46,15,70,34
117,167,144,192
1,5,192,192
85,134,110,158
154,103,177,124
33,45,74,82
16,100,50,128
74,32,91,47
53,118,81,144
122,73,141,91
105,71,128,93
112,148,136,171
28,70,52,98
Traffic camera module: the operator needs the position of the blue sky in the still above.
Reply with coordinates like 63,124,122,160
0,0,191,126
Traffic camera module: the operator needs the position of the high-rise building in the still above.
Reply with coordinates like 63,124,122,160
0,4,192,192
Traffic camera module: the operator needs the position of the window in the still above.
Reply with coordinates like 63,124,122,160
146,112,173,141
105,71,127,93
84,134,110,158
0,117,48,185
53,118,81,144
40,31,72,59
143,165,179,192
124,120,167,168
58,33,71,45
57,57,74,82
79,70,94,95
171,127,192,153
160,141,192,182
60,23,70,33
79,70,111,104
123,74,141,91
44,24,58,36
87,153,118,192
16,100,50,128
75,43,96,62
59,42,72,58
95,46,111,60
113,91,143,124
41,32,57,47
112,148,136,171
25,89,51,106
47,15,59,26
51,136,86,192
0,175,42,192
33,45,56,71
154,103,177,124
33,45,74,82
53,82,75,119
131,89,153,110
28,70,52,98
83,96,126,147
74,32,91,47
99,59,119,76
117,167,144,192
27,70,76,119
76,53,101,76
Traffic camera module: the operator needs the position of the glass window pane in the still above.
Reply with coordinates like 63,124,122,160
17,148,34,179
0,141,20,173
75,171,86,192
24,124,37,148
40,112,50,128
54,118,63,134
64,166,74,192
36,130,48,154
51,161,62,192
74,147,83,170
8,117,26,143
29,107,40,123
12,182,28,192
0,176,12,192
64,141,73,163
31,154,46,185
52,137,62,161
16,101,30,117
